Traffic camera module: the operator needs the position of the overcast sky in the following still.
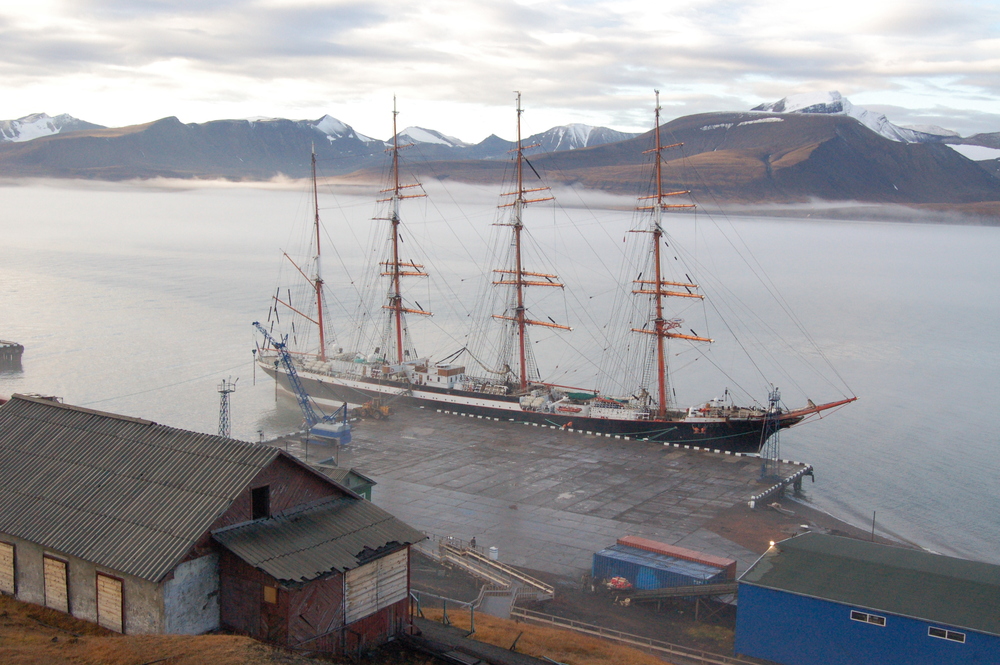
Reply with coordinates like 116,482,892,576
2,0,999,141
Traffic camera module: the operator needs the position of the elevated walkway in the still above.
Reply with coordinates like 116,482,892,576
624,581,739,601
418,534,554,618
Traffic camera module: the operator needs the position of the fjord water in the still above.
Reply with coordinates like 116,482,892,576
2,179,998,565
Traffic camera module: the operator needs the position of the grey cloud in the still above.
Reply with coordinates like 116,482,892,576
77,0,259,20
1,0,998,138
2,2,388,70
0,24,125,73
868,1,989,37
954,74,1000,98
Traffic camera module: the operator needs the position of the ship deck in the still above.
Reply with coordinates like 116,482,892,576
270,405,816,580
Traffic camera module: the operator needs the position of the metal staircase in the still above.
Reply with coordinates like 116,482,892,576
418,534,555,617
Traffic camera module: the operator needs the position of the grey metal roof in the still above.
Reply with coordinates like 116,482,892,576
0,395,279,583
212,494,425,584
322,466,376,490
740,532,1000,636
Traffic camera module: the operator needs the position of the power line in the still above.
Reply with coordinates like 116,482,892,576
80,360,254,406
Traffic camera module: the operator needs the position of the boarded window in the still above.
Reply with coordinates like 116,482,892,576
263,585,278,604
0,542,14,595
96,574,124,633
251,486,270,520
43,556,68,613
345,549,408,624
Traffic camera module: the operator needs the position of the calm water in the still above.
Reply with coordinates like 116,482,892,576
2,179,998,565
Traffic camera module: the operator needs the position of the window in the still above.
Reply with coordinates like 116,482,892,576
850,610,886,626
263,585,278,604
251,486,270,520
928,627,966,643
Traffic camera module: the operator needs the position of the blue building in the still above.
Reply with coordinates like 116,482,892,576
735,533,1000,665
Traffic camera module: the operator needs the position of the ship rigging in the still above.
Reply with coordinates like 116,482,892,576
255,93,856,453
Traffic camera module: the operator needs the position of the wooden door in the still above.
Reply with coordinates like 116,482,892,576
43,556,68,612
0,542,14,595
96,573,124,633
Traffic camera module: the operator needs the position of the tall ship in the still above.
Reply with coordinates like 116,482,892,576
256,94,855,453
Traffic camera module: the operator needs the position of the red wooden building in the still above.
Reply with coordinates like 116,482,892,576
213,493,418,652
0,394,423,654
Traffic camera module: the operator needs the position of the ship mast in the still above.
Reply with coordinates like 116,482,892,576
632,91,708,417
379,97,431,365
311,147,327,362
270,146,330,361
494,92,569,391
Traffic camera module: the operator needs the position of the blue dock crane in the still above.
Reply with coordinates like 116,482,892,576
253,321,350,444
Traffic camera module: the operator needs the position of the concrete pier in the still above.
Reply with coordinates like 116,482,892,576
274,407,812,580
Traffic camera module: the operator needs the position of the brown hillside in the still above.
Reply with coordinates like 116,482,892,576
526,113,1000,204
0,594,316,665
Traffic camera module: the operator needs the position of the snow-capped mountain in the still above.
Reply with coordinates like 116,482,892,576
901,124,959,138
0,112,104,142
751,92,945,143
526,124,639,152
396,126,469,148
309,115,376,143
246,115,376,144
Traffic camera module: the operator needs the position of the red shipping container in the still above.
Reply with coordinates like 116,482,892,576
617,536,737,580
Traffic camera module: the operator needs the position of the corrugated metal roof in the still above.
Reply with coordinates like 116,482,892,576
740,533,1000,636
0,395,279,583
212,495,425,584
597,544,725,579
323,467,376,490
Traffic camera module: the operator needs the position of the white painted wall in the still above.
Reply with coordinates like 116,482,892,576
163,554,221,634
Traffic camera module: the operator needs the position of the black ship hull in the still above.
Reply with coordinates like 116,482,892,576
262,364,793,454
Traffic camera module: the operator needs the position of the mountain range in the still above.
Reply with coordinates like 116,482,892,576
1,93,998,209
0,112,104,143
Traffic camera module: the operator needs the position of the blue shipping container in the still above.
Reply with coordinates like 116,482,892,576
592,544,729,590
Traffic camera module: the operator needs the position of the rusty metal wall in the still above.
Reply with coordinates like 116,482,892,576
220,548,354,652
211,454,346,532
344,597,408,654
287,576,345,650
219,549,273,639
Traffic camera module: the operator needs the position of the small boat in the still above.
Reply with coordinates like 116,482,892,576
257,94,855,453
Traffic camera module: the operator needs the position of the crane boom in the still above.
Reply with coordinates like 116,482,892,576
253,321,349,440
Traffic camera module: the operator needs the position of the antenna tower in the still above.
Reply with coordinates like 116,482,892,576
218,377,238,438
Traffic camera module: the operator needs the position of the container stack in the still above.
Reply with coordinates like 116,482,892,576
592,536,736,590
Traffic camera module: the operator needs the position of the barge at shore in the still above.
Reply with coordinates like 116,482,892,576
0,340,23,367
